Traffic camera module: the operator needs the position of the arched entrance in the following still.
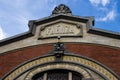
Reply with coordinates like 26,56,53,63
32,69,83,80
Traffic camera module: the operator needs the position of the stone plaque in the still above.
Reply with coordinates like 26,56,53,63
39,22,83,39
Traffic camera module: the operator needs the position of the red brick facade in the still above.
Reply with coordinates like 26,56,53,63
0,43,120,78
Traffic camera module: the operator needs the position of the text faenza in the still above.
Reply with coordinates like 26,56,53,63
46,25,74,35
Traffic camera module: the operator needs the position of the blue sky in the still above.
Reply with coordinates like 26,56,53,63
0,0,120,40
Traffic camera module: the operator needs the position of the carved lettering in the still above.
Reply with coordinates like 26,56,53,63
46,25,74,35
39,22,82,38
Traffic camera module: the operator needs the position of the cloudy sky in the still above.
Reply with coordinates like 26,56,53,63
0,0,120,40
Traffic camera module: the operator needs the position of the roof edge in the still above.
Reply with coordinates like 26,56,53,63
0,31,34,46
88,28,120,39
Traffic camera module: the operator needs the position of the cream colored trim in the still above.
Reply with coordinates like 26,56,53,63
25,63,90,80
0,19,120,54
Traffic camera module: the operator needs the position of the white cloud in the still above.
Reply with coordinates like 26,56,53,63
96,9,116,21
89,0,110,6
89,0,100,6
0,26,7,40
101,0,110,6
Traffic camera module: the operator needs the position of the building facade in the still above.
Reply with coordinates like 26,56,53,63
0,4,120,80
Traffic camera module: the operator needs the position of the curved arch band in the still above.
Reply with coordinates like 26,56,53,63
2,54,119,80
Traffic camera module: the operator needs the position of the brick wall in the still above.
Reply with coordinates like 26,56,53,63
0,43,120,78
66,43,120,76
